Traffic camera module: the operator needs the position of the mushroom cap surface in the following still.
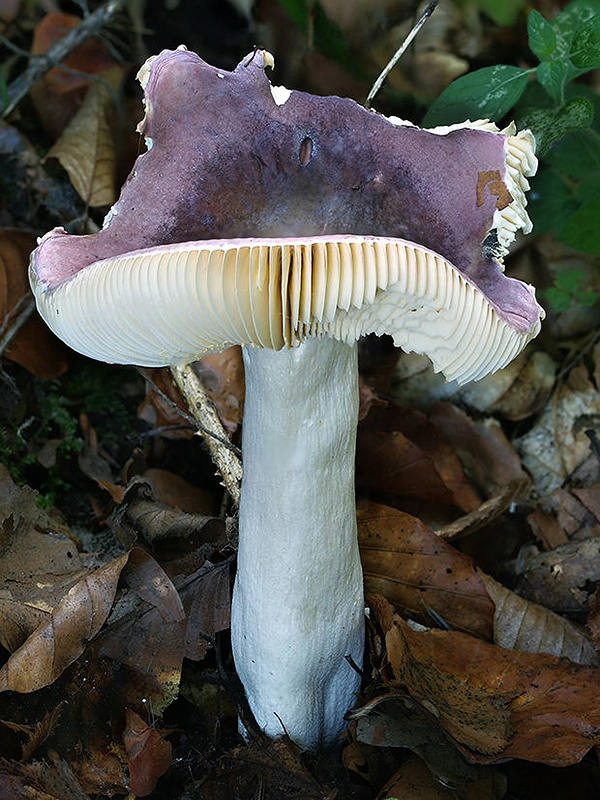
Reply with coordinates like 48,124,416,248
30,47,544,383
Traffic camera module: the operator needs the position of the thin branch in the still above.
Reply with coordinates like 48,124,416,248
0,297,34,357
171,364,243,505
2,0,125,117
365,0,438,109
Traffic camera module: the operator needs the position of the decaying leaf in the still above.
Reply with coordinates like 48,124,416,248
46,67,123,207
123,708,172,797
516,364,600,495
0,552,129,692
0,465,88,650
512,537,600,618
371,597,600,765
0,754,89,800
137,367,196,438
481,573,598,665
0,229,68,379
358,501,494,639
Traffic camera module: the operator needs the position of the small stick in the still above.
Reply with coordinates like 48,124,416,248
2,0,125,117
365,0,438,109
170,364,243,505
0,297,34,357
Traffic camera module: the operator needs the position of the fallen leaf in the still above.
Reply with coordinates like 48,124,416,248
513,537,600,618
46,67,123,207
376,755,504,800
358,501,494,639
137,367,196,438
142,468,219,515
0,229,68,379
0,552,129,692
372,599,600,765
0,754,89,800
429,402,528,497
516,365,600,496
481,573,598,665
30,12,120,137
357,404,481,513
195,346,245,433
123,708,172,797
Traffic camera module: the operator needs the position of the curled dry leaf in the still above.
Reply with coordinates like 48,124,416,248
371,598,600,766
123,708,172,797
0,229,68,379
357,501,494,639
112,477,225,546
516,364,600,496
481,573,598,666
142,467,219,515
46,66,123,208
0,552,129,693
357,404,481,513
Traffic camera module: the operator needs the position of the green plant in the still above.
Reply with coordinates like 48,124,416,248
423,0,600,258
544,269,598,312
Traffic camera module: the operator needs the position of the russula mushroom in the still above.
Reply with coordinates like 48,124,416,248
30,47,544,750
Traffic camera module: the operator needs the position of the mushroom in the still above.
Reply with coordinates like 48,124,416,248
29,47,543,750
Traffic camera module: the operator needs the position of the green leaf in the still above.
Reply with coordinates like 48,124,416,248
547,130,600,176
528,169,579,233
528,10,557,60
558,190,600,253
555,269,584,291
276,0,308,29
570,16,600,68
481,0,524,26
517,97,594,156
423,65,530,127
537,60,570,103
545,286,572,311
574,288,598,306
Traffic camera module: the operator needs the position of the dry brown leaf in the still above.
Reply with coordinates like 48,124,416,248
358,501,494,639
112,476,225,546
436,482,526,542
372,600,600,765
137,367,196,438
123,708,172,797
0,465,90,650
354,693,501,792
513,537,600,618
142,468,219,515
30,12,119,137
0,229,68,379
97,558,229,712
0,552,129,693
0,755,88,800
357,404,481,513
516,364,600,495
376,755,504,800
46,66,123,207
459,351,555,420
481,572,598,665
429,402,528,497
195,346,245,432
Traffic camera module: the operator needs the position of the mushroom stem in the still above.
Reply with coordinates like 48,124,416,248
232,337,365,750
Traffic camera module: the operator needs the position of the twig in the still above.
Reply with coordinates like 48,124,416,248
171,364,243,505
2,0,125,117
0,296,34,357
365,0,438,109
